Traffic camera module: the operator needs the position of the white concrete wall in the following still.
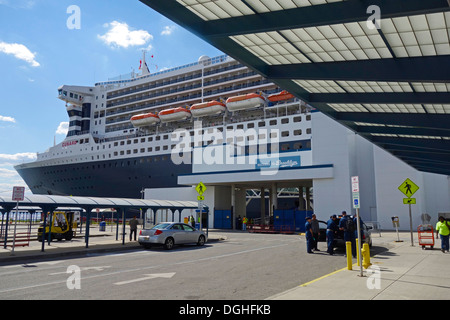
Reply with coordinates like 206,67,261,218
373,146,450,230
311,112,355,220
311,112,450,230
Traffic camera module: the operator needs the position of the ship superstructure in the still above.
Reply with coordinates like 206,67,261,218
15,54,313,198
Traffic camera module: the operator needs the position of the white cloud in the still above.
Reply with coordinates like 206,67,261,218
98,21,153,48
0,152,36,195
56,122,69,135
161,25,176,36
0,152,37,162
0,41,40,67
0,115,16,123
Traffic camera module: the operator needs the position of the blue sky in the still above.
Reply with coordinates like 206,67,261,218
0,0,223,194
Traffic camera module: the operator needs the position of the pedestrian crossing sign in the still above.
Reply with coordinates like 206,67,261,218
196,182,206,195
398,178,419,198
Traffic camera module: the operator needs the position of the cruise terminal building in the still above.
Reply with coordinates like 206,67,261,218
142,0,450,232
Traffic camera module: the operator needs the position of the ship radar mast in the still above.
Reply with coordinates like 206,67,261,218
141,50,151,76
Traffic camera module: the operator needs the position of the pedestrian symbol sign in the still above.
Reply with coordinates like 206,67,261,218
196,182,206,196
398,178,419,198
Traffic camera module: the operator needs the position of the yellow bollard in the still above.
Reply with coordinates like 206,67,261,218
362,243,372,269
356,238,360,266
346,241,352,270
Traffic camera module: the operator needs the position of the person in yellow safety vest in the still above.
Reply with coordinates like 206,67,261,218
242,217,248,231
436,216,450,253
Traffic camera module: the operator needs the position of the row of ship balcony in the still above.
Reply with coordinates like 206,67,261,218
105,79,273,122
106,70,261,109
106,62,246,100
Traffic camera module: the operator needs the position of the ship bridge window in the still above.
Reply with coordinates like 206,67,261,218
148,137,153,142
281,131,290,137
247,123,254,129
281,118,289,124
270,120,277,125
306,128,312,134
258,121,265,127
294,116,302,123
294,129,302,136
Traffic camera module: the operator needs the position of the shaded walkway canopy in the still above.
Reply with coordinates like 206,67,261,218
0,194,199,212
141,0,450,175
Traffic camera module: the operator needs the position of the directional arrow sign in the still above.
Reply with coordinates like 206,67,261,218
114,272,176,286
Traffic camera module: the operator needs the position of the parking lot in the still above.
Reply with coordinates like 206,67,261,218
0,229,376,300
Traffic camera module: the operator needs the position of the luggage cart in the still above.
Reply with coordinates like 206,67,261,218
417,225,434,250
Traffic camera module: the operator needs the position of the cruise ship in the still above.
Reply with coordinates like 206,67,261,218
15,54,313,199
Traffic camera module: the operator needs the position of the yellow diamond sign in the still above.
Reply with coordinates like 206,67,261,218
196,182,206,196
398,178,419,198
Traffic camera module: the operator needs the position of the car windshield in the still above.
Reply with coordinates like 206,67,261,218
151,223,171,230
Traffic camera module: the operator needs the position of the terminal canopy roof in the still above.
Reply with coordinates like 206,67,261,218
0,194,199,212
141,0,450,175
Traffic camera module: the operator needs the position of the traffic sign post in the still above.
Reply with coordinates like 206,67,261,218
195,182,207,230
398,178,419,247
351,176,363,277
11,186,25,255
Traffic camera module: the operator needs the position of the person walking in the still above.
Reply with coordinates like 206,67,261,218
311,214,320,251
242,216,248,231
435,216,450,253
129,216,139,241
326,215,338,255
305,216,314,254
339,211,356,257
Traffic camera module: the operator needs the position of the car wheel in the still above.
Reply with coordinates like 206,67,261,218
164,237,174,250
197,235,205,246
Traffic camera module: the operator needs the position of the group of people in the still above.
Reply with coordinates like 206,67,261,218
304,211,362,256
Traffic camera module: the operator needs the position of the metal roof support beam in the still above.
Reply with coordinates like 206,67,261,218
356,126,450,137
309,92,450,104
336,112,450,130
370,136,450,152
194,0,450,38
266,56,450,82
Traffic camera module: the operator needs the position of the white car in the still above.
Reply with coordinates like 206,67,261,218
139,222,207,250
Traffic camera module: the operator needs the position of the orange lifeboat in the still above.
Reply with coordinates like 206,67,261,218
130,113,160,127
158,107,191,122
226,93,265,112
268,90,295,102
190,101,226,117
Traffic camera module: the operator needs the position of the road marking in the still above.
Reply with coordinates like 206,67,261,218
114,272,176,286
0,243,289,294
48,266,111,275
299,266,348,287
